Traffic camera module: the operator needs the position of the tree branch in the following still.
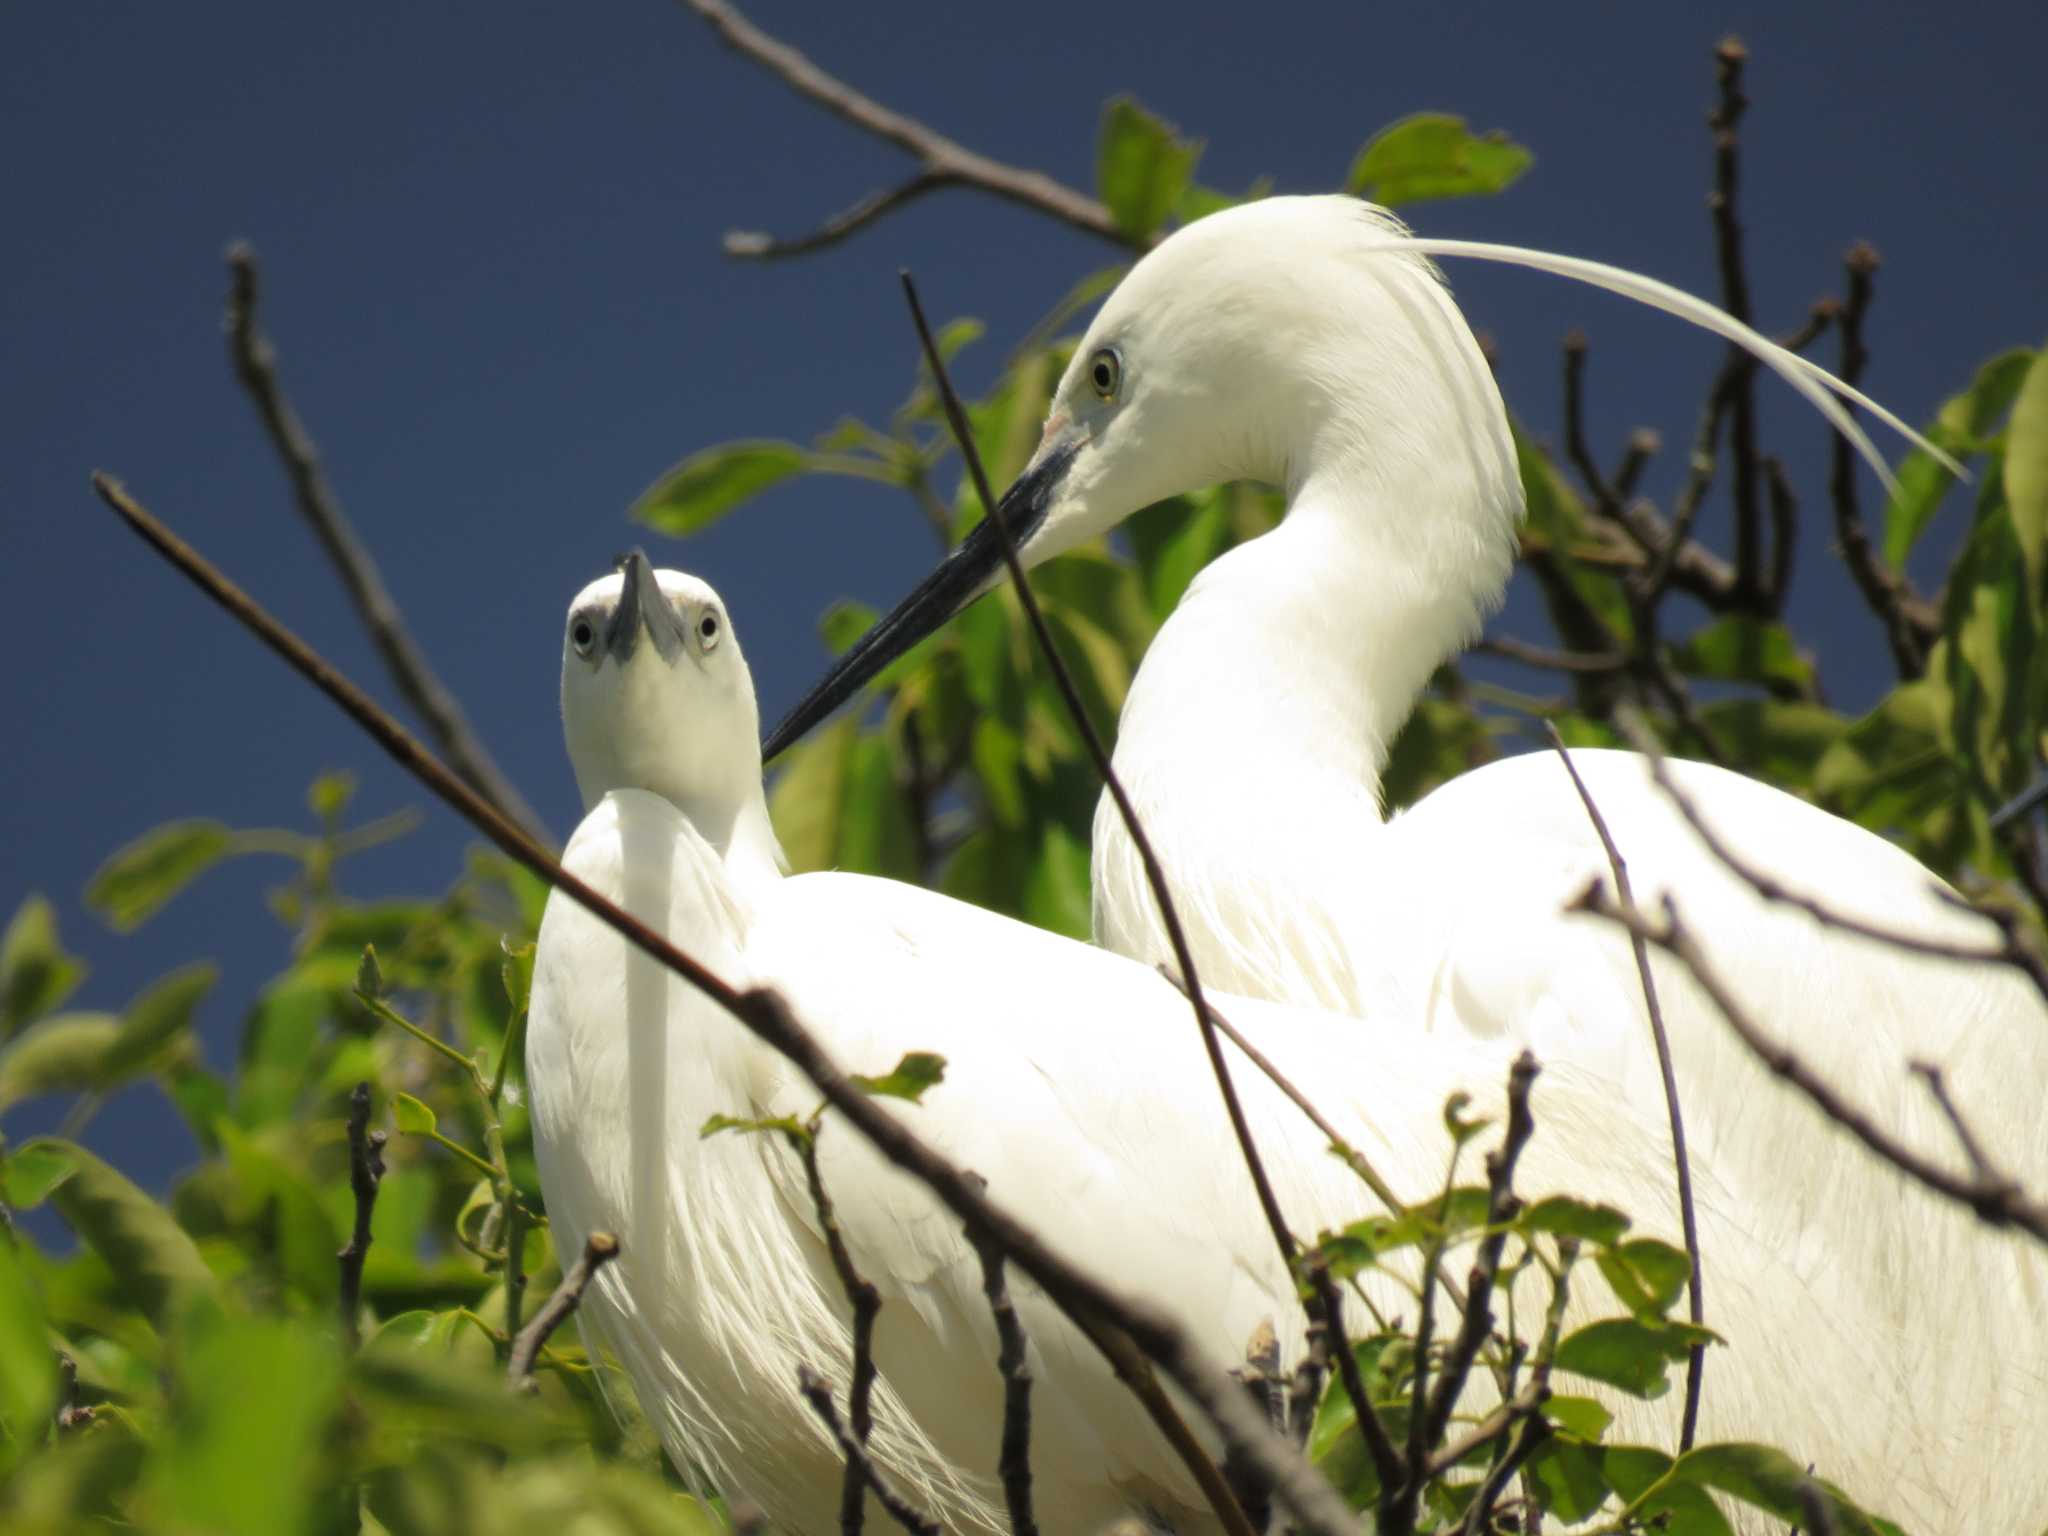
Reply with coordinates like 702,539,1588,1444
222,246,551,846
1611,710,2048,1013
91,470,1357,1536
1544,726,1706,1448
1572,886,2048,1248
800,1364,943,1536
970,1224,1039,1536
1706,37,1766,610
508,1231,619,1391
681,0,1132,256
1826,244,1936,676
793,1123,883,1536
338,1080,387,1351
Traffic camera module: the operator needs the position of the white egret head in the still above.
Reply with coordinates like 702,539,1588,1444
562,553,774,874
762,195,1516,758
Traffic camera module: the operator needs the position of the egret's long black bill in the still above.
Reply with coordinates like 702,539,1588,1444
607,548,684,665
762,441,1078,761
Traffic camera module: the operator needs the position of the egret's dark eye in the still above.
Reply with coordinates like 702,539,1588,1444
570,617,596,655
1089,347,1121,401
697,611,721,651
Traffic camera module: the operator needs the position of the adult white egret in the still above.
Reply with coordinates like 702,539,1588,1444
759,198,2048,1523
531,555,2038,1534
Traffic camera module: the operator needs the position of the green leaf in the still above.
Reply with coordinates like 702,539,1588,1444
1347,113,1533,206
1020,819,1093,940
632,439,810,536
849,1051,947,1104
499,939,535,1022
2004,346,2048,596
820,600,879,657
357,944,385,1000
32,1138,220,1327
1543,1393,1613,1442
700,1111,808,1141
1,1139,79,1207
1672,616,1814,695
1521,1194,1631,1247
1095,96,1202,241
1555,1317,1694,1398
768,715,859,874
87,819,236,932
1,894,86,1038
1126,490,1229,622
0,1011,120,1109
98,962,214,1088
1883,346,2035,566
0,1232,58,1444
306,770,356,823
1526,1435,1612,1522
1596,1237,1692,1319
143,1310,342,1536
836,732,920,880
393,1092,438,1136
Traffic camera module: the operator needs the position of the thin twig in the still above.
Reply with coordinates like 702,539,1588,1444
1573,886,2048,1248
508,1231,619,1391
91,471,1354,1536
971,1227,1040,1536
901,276,1304,1312
681,0,1132,256
799,1366,944,1536
1826,244,1935,676
338,1081,387,1351
222,246,550,845
1910,1061,1998,1184
1545,726,1706,1448
1706,38,1766,610
1610,711,2048,1012
1477,636,1630,676
1420,1053,1540,1452
1310,1262,1402,1498
795,1125,884,1536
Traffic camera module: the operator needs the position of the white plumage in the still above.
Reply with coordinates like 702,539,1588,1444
760,197,2048,1530
532,555,2043,1535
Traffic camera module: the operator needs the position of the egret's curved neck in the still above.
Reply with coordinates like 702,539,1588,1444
1115,434,1517,829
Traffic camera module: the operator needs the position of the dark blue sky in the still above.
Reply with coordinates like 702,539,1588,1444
5,2,2043,1189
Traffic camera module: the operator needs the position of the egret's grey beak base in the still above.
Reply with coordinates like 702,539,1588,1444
761,441,1079,760
607,548,685,665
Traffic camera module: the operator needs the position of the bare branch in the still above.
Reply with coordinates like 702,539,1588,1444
338,1080,387,1351
1574,885,2048,1248
1420,1052,1540,1453
1610,709,2048,1012
1910,1061,1998,1185
222,246,551,846
681,0,1132,256
508,1231,620,1391
1544,727,1707,1447
1826,244,1937,676
800,1365,943,1536
970,1225,1039,1536
726,171,954,261
1476,635,1629,676
794,1124,884,1536
1706,37,1766,610
92,471,1355,1535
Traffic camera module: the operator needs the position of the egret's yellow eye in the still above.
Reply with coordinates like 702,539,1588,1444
697,611,722,651
570,616,596,655
1089,348,1122,401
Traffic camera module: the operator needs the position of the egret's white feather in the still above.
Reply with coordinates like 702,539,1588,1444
535,557,2045,1535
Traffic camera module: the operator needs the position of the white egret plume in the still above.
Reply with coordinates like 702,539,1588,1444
531,554,2033,1534
760,198,2048,1530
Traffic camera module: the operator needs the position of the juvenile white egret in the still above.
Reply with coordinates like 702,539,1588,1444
760,198,2048,1526
531,555,2036,1534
